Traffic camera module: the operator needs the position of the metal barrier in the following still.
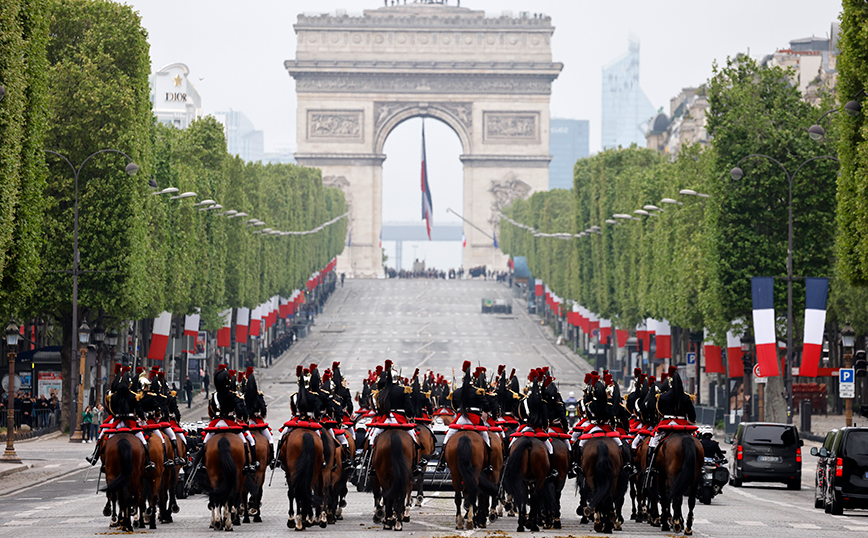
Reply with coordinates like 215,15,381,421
0,409,56,430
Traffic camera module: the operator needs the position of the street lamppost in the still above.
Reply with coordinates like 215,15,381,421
730,154,839,424
2,321,21,463
92,323,106,409
43,149,138,440
742,335,753,423
70,320,90,442
841,322,856,427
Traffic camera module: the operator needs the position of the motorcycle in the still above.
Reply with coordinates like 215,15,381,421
700,456,729,504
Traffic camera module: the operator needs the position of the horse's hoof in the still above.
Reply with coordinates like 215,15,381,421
580,516,589,525
553,519,561,529
253,514,262,523
172,503,180,514
594,521,603,533
516,525,524,532
242,516,250,524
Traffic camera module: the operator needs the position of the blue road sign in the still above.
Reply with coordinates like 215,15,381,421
840,368,855,384
686,352,696,365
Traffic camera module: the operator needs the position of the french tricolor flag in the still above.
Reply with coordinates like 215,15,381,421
703,328,724,374
217,309,232,348
751,276,780,377
535,278,543,297
147,311,172,361
421,120,433,240
727,329,744,378
616,328,628,348
656,319,671,359
184,310,200,338
235,307,250,343
249,305,263,337
800,277,829,377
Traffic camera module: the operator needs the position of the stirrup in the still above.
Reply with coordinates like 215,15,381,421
145,461,156,472
548,468,559,479
164,459,174,467
86,455,98,465
174,457,185,466
483,465,493,473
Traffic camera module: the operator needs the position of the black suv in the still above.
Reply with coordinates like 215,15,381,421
811,429,840,508
725,422,803,489
821,427,868,515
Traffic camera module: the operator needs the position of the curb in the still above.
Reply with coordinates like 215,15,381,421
0,463,33,479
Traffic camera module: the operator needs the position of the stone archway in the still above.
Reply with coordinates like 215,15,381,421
287,3,561,276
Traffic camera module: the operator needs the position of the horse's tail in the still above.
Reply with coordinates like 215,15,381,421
293,432,318,516
588,441,613,510
503,437,531,508
102,438,133,494
456,435,479,504
210,437,237,506
383,431,409,502
669,435,697,499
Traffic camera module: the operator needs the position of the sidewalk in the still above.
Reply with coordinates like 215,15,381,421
0,431,96,496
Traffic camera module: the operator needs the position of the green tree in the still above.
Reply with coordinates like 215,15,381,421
0,0,49,320
34,0,155,431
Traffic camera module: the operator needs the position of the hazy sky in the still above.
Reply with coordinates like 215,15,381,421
128,0,843,268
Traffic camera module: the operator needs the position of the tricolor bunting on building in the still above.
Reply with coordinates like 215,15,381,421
799,277,829,377
235,307,250,343
217,309,232,348
751,276,780,377
421,120,433,240
184,310,200,338
726,329,744,378
655,319,671,359
703,328,724,374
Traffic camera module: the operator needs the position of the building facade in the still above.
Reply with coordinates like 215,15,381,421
645,87,709,157
214,110,264,163
761,24,839,106
601,40,656,149
150,63,202,129
549,118,589,190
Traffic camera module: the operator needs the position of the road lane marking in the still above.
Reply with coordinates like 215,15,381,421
3,520,34,526
791,523,821,529
735,521,766,526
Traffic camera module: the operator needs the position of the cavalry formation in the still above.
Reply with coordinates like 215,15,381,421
88,359,710,535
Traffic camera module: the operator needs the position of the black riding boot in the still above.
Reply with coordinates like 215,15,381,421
268,443,275,468
413,442,423,476
569,445,582,478
171,438,185,466
163,441,173,467
341,445,352,470
85,438,101,465
143,442,156,472
271,437,283,470
483,442,494,473
243,442,254,474
547,453,559,480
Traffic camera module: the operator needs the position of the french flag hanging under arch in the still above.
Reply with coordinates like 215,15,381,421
421,120,433,240
751,276,780,377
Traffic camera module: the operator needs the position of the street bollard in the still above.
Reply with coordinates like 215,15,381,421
800,399,812,434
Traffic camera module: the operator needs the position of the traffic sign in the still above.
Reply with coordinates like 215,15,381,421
840,368,855,399
753,363,767,384
686,352,696,365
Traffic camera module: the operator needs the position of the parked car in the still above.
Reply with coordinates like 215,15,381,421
725,422,803,490
811,429,840,508
821,427,868,515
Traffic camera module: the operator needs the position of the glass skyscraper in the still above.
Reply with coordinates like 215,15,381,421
549,118,589,190
601,39,656,149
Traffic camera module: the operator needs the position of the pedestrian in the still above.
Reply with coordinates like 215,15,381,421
38,395,49,428
91,404,102,441
82,405,93,442
49,394,59,425
203,372,210,400
341,272,345,287
184,376,193,408
21,392,33,428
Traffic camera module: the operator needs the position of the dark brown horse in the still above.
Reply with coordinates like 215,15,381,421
281,428,324,530
242,430,268,523
102,434,146,532
334,429,355,520
371,429,413,530
445,430,499,530
205,433,245,531
412,423,436,507
502,437,553,532
158,434,181,523
581,437,623,533
654,433,703,534
137,432,165,529
320,428,342,525
548,435,570,529
485,431,505,522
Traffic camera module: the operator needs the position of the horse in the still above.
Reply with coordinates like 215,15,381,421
102,433,146,532
281,428,324,530
654,433,703,534
241,430,269,523
502,436,554,532
136,431,165,529
444,431,499,530
547,433,570,529
334,426,356,520
319,427,342,525
158,434,182,523
205,433,245,531
580,436,623,533
484,430,505,523
412,423,436,507
371,429,414,530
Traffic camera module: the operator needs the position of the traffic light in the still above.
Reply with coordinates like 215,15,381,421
855,350,867,378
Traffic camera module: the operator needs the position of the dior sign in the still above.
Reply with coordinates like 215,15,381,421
483,112,539,143
307,110,364,141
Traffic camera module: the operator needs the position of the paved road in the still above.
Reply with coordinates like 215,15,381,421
1,279,867,537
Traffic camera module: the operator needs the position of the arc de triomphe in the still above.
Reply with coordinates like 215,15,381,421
286,3,561,276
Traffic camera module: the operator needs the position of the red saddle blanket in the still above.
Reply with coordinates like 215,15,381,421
142,418,171,431
203,418,245,432
510,427,550,440
578,431,621,440
655,418,698,433
368,413,417,430
282,417,322,430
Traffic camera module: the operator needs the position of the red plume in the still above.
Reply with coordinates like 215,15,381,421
246,366,254,376
332,361,340,370
498,365,505,376
413,368,419,379
661,372,669,381
296,365,303,377
384,359,392,370
584,372,592,384
543,376,552,388
462,360,471,372
303,368,309,376
649,375,657,384
668,365,678,376
509,368,516,379
218,364,227,371
114,363,122,374
375,365,383,375
633,367,642,377
309,363,318,371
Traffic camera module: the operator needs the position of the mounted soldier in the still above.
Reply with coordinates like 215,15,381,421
244,367,273,466
645,366,696,470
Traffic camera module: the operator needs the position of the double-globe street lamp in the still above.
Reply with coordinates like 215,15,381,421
43,149,139,442
2,321,21,463
730,153,839,425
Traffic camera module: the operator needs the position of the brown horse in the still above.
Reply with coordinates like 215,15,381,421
548,435,570,529
580,437,623,533
158,435,182,523
654,433,703,534
371,429,414,530
412,424,436,507
205,433,245,531
136,432,165,529
485,431,505,522
242,430,269,523
502,437,553,532
281,428,325,530
445,431,499,530
334,429,356,520
102,434,146,532
319,428,342,524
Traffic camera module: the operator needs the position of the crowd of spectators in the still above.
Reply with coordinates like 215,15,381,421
0,390,61,430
